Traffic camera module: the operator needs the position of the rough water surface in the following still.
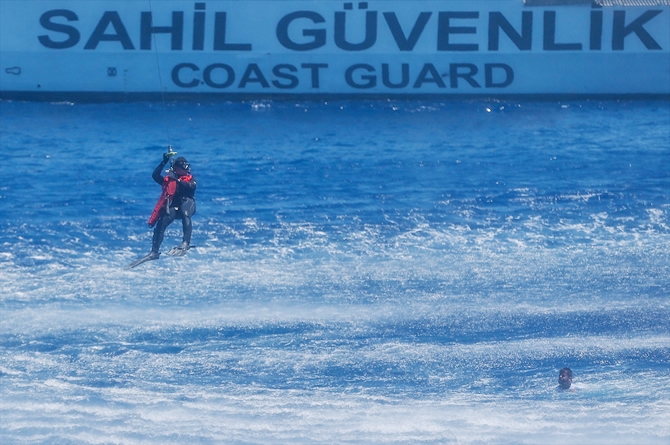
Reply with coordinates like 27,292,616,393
1,99,669,444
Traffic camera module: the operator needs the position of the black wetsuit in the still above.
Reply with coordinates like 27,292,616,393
151,159,197,253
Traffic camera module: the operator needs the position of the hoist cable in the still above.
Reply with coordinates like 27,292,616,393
147,0,171,148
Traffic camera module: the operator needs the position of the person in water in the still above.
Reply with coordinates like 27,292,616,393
557,367,574,391
148,153,197,258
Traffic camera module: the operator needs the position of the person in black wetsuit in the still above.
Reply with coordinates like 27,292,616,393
149,153,197,258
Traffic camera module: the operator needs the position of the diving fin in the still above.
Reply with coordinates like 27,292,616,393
166,243,192,257
126,252,160,269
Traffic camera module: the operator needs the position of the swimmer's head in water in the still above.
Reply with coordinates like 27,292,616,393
558,368,573,389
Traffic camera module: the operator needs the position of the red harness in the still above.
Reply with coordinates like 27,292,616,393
148,174,192,227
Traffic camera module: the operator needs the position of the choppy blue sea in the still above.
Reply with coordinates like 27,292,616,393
1,99,669,444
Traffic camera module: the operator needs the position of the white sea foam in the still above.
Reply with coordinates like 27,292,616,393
2,99,668,443
2,381,668,444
